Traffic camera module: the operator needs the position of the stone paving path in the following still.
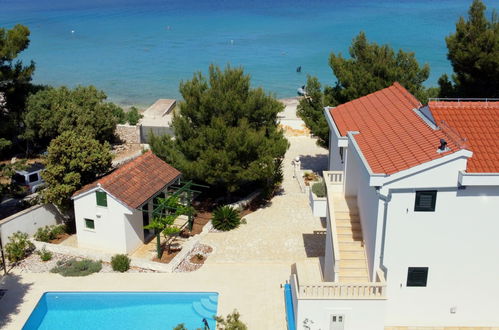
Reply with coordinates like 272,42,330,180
202,135,329,264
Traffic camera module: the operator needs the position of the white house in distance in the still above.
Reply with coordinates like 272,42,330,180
290,83,499,329
72,151,181,254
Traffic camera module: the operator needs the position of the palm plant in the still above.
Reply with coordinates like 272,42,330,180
212,206,241,231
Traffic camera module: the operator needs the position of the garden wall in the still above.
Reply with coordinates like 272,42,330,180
0,204,64,244
116,124,140,144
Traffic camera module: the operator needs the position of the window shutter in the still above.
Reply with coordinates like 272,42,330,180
96,191,107,207
407,267,428,287
414,190,437,212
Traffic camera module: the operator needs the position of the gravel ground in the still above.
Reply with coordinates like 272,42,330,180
12,252,156,274
174,243,213,272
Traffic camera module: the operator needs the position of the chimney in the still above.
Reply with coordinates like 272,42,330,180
437,139,448,153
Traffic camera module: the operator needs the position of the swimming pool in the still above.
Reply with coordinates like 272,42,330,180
23,292,219,330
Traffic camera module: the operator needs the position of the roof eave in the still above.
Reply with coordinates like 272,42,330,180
347,131,473,187
458,171,499,186
324,106,348,147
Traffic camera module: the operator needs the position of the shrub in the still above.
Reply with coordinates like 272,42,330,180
126,106,143,125
195,253,204,261
34,224,67,242
212,206,241,231
4,231,35,263
37,247,53,261
215,310,248,330
311,181,326,198
34,226,51,242
173,324,187,330
50,258,102,277
111,254,131,272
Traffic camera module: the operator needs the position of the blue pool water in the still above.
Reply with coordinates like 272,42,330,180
23,291,219,330
0,0,497,105
284,284,296,330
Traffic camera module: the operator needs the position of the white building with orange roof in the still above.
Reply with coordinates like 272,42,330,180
288,83,499,329
72,151,182,254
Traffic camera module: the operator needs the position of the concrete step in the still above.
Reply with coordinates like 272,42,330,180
339,267,369,277
335,210,359,217
339,259,366,269
339,275,370,283
340,250,366,259
336,220,361,229
338,241,364,249
337,227,362,235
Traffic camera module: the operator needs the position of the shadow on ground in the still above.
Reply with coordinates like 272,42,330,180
299,154,328,173
302,231,326,257
0,274,33,328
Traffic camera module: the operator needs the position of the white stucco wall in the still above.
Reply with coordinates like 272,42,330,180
74,190,145,254
324,204,335,282
343,141,382,280
0,204,63,243
309,188,327,218
328,130,346,172
381,182,499,326
295,298,386,330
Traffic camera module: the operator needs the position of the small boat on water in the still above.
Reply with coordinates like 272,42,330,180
297,85,306,96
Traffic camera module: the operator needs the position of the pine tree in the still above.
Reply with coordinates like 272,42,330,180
438,0,499,98
150,64,288,196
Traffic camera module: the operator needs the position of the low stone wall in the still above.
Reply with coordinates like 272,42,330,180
31,220,214,273
227,190,261,211
0,204,64,244
116,124,140,144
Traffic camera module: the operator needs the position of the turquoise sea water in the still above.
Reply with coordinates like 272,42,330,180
23,292,219,330
1,0,496,106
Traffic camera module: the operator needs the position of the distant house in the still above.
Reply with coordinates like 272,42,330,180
72,151,181,254
138,99,176,144
290,83,499,329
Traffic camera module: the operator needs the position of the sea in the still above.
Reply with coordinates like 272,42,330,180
0,0,496,106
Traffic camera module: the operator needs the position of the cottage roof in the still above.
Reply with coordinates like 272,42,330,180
73,151,181,209
429,101,499,173
329,83,460,175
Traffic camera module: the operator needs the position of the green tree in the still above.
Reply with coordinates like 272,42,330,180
23,86,124,148
438,0,499,97
298,32,431,148
327,32,430,104
150,64,289,195
0,24,35,155
126,106,143,125
42,131,112,210
296,76,329,147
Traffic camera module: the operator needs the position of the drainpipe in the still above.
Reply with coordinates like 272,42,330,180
376,188,392,277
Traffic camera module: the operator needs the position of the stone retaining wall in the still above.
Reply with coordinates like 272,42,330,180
116,124,140,144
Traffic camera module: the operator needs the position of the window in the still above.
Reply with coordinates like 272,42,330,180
407,267,428,287
13,173,25,184
414,190,437,212
96,191,107,207
84,218,95,230
28,173,39,183
339,147,344,163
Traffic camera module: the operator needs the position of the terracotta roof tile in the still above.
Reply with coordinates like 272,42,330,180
73,151,181,209
429,101,499,173
329,83,459,175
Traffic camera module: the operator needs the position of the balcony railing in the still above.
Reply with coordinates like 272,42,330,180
324,171,343,192
292,269,386,300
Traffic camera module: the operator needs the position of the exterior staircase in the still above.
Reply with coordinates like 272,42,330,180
332,193,369,283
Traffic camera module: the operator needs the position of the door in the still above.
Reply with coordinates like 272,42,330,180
330,314,345,330
142,203,153,240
